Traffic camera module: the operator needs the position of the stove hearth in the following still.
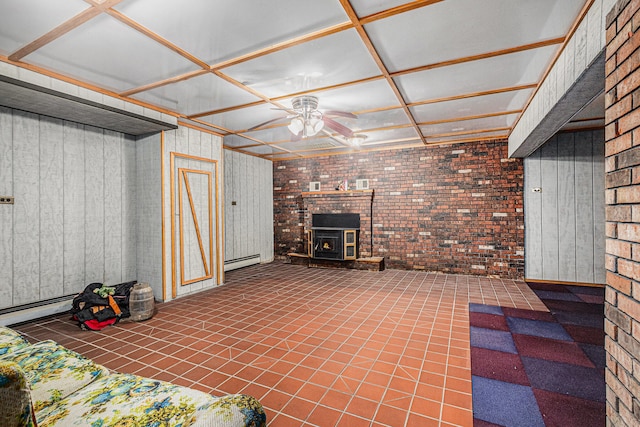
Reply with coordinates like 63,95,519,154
308,213,360,261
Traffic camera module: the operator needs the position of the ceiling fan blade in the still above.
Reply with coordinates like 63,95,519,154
323,117,354,138
248,116,291,131
324,110,357,119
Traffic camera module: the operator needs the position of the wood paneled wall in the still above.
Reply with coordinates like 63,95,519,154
223,150,274,268
524,129,605,283
0,107,137,309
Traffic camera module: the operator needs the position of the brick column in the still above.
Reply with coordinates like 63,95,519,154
605,0,640,425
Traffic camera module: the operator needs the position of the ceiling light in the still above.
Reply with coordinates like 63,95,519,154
288,96,325,138
347,134,367,146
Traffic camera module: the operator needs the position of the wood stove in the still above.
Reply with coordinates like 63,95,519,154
308,213,360,260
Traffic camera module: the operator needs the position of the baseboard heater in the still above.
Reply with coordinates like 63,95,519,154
0,295,76,327
224,254,261,272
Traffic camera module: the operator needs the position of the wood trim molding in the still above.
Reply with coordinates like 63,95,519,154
178,168,214,286
170,152,221,298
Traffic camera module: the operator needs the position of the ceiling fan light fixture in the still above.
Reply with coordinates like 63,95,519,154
348,134,367,146
288,117,304,135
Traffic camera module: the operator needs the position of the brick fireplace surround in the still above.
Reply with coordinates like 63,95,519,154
273,139,524,279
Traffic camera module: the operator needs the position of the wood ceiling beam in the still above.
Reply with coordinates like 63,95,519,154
391,37,566,78
417,110,522,127
359,0,444,25
106,8,210,69
424,127,511,139
212,22,354,70
9,0,123,61
120,69,209,97
406,84,537,108
338,0,426,145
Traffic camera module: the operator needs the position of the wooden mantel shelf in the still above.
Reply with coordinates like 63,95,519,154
301,189,374,199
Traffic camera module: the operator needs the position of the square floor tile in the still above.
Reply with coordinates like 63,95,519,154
512,334,594,367
472,376,544,427
469,312,509,331
522,357,605,402
470,347,529,385
470,326,517,354
469,304,503,315
533,388,605,426
506,317,572,341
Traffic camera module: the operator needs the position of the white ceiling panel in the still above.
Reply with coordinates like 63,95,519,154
275,137,346,153
411,89,534,124
24,14,200,92
222,29,382,98
395,45,558,103
0,0,88,56
198,103,284,132
420,113,520,137
114,0,349,64
287,79,400,113
366,0,585,72
132,73,261,116
349,0,416,17
351,109,412,132
240,124,296,143
241,144,288,156
426,130,509,144
359,127,420,144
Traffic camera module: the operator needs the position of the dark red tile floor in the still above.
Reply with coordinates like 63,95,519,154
13,262,547,426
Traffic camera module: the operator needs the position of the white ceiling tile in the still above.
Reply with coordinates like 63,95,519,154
411,89,534,123
420,113,520,136
366,0,585,72
114,0,349,64
222,29,382,98
349,0,416,17
0,0,88,56
133,73,261,115
24,14,200,92
395,45,558,103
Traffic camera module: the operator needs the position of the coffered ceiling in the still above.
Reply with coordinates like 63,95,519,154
0,0,600,159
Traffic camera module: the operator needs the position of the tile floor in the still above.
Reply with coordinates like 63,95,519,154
13,262,547,426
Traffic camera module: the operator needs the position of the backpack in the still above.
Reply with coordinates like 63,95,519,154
71,281,136,330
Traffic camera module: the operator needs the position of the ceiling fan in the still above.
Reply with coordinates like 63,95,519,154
250,95,358,140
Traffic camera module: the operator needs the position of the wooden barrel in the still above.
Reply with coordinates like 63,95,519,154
129,283,155,321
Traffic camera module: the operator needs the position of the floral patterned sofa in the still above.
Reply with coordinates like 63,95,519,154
0,326,266,427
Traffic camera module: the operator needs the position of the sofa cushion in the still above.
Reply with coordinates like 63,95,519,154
0,361,37,427
5,340,108,412
0,326,29,357
36,373,265,427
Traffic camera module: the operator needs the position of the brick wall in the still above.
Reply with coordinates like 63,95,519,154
273,139,525,278
604,0,640,425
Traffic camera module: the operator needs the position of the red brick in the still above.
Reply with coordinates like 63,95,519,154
619,107,640,134
617,28,640,65
619,223,640,242
618,0,640,29
618,67,640,100
616,185,640,203
607,96,633,124
619,293,640,321
608,270,633,294
618,258,640,280
608,22,633,60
